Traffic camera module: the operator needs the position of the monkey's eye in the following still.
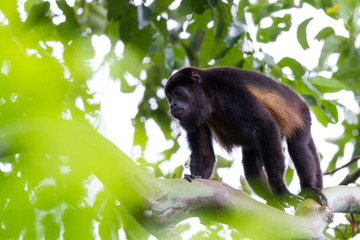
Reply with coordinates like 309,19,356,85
173,87,185,98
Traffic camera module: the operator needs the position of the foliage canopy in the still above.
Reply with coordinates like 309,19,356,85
0,0,360,239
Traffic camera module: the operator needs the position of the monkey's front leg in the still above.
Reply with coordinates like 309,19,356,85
185,124,215,181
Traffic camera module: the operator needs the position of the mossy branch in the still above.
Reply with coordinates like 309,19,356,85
1,118,359,240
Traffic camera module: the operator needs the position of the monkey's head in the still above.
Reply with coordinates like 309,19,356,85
165,68,212,130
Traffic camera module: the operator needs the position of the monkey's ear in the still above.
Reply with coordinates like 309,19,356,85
191,71,202,83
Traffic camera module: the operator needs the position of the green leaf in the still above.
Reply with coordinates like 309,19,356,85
301,94,318,106
120,76,137,93
154,17,168,47
285,166,294,186
317,34,345,70
320,99,338,123
43,214,60,239
137,5,152,30
297,17,312,50
133,119,148,151
219,47,244,66
165,47,175,70
121,25,153,76
307,76,348,93
57,0,78,27
119,4,138,43
173,45,186,65
216,155,233,168
311,100,338,127
277,57,305,79
187,9,211,33
315,27,335,41
311,105,332,127
34,186,58,210
214,3,229,39
257,14,292,43
107,0,129,21
199,29,226,67
25,1,50,28
190,0,208,14
224,20,244,47
334,57,360,85
208,0,219,7
107,20,120,41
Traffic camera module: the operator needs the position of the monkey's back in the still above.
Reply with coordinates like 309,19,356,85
202,67,311,139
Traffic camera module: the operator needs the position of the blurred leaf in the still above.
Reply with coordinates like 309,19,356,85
311,104,337,127
57,0,78,28
285,166,294,186
216,155,233,168
34,185,59,210
317,34,346,70
277,57,305,79
190,0,209,14
154,17,168,47
301,94,318,106
307,76,349,93
297,17,312,50
137,4,152,30
165,47,175,70
315,27,335,41
257,14,291,43
320,99,339,123
120,79,137,93
214,3,231,39
199,28,227,67
173,45,186,66
248,1,295,24
118,203,150,239
43,214,61,240
107,0,129,21
224,20,244,47
240,176,251,195
219,47,244,66
63,208,94,239
326,4,339,14
133,119,148,152
107,20,120,41
176,222,191,235
24,1,50,28
334,57,360,86
187,9,212,33
119,4,138,43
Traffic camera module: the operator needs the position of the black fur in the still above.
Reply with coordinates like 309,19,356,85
165,67,326,208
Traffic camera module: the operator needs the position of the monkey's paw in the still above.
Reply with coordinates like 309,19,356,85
184,174,202,182
277,192,303,209
299,188,328,206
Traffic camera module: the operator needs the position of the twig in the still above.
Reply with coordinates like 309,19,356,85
324,155,360,175
340,168,360,185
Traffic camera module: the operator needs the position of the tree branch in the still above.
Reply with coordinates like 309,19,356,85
339,168,360,185
1,118,359,240
324,156,360,175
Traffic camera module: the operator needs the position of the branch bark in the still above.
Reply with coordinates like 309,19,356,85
340,168,360,185
324,155,360,176
1,118,359,240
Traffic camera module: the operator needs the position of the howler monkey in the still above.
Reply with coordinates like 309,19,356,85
165,67,327,208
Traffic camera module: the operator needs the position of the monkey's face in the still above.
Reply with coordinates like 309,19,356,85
166,85,191,120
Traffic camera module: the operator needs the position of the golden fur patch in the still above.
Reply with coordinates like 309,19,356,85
246,85,304,138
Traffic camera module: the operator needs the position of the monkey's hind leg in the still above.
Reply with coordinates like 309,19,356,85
242,148,281,208
287,127,327,206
